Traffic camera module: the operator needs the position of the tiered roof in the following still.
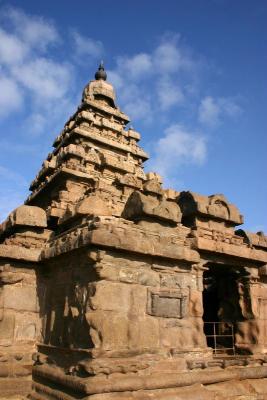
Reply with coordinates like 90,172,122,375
26,63,149,224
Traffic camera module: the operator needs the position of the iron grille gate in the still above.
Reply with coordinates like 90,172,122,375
204,322,235,356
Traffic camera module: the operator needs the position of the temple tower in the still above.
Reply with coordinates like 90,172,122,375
26,62,148,224
0,64,267,399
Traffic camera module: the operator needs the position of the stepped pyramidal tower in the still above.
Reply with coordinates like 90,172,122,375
1,64,267,400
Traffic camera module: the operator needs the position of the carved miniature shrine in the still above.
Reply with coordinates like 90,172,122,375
1,64,267,399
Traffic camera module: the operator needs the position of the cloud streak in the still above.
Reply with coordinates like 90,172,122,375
149,124,207,185
108,34,199,121
0,76,23,117
0,6,102,135
0,7,72,121
3,6,59,51
70,30,104,63
198,96,242,127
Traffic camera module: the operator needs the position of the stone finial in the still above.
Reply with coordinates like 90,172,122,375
82,61,118,107
95,61,107,81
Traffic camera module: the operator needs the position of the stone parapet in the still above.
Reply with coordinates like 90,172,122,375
236,229,267,249
178,191,244,227
190,230,267,263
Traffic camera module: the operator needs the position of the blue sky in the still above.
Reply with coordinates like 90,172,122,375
0,0,266,232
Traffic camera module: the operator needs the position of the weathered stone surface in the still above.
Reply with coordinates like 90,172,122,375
236,229,267,249
0,312,15,342
75,195,112,217
4,286,38,312
0,63,266,400
0,205,47,235
0,245,41,261
123,191,182,224
195,236,267,262
90,281,132,313
178,192,243,225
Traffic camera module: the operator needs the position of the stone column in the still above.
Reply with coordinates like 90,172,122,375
235,267,262,354
189,262,210,353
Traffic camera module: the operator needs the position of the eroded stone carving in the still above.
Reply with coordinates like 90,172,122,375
123,190,182,225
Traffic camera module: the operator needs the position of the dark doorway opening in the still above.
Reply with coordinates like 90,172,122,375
202,266,241,355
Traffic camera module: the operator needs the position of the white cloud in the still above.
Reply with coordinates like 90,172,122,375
24,113,47,136
198,96,242,127
124,98,152,122
0,76,23,117
71,31,104,61
23,96,77,137
108,54,153,119
107,34,240,128
198,96,220,126
0,6,75,134
157,76,184,110
0,28,28,65
118,53,152,80
3,7,59,52
107,70,124,90
153,37,193,74
107,33,198,121
219,97,242,117
149,124,207,182
12,58,72,101
107,71,154,122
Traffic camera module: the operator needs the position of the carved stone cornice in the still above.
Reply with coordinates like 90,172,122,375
42,217,199,263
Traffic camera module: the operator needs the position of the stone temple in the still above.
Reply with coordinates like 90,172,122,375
1,63,267,400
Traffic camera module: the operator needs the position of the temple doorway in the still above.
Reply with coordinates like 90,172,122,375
202,265,242,355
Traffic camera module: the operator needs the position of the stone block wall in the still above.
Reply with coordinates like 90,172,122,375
0,261,40,396
34,248,208,381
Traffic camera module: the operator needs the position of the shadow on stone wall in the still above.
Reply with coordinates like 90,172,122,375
36,249,96,352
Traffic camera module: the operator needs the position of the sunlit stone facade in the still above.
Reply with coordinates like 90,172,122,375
1,64,267,399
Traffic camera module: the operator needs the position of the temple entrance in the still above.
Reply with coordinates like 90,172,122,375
202,265,242,355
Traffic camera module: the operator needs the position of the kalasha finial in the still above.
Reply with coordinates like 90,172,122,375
95,61,107,81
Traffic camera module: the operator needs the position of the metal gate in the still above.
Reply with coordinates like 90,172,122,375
204,322,235,356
